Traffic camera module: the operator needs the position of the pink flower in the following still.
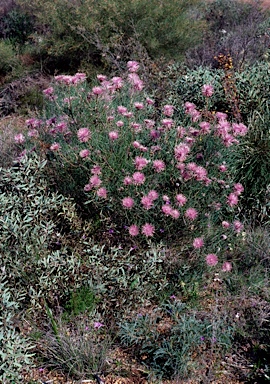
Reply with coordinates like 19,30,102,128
133,141,141,149
184,102,196,113
141,195,153,210
90,175,102,188
131,122,142,132
134,156,149,170
134,102,144,110
206,254,218,266
92,86,103,95
216,112,227,120
132,172,145,185
128,73,144,91
97,187,107,198
116,120,124,127
194,166,208,181
193,237,204,249
97,74,107,82
150,130,160,139
185,208,198,220
129,224,139,236
232,123,248,136
222,221,230,229
233,220,243,233
14,133,25,144
234,183,244,195
146,97,154,105
111,76,123,89
163,104,174,117
77,128,91,142
144,119,155,129
148,190,159,200
109,131,119,140
50,142,61,151
91,165,101,175
227,193,238,207
28,129,39,138
174,143,190,162
199,121,211,134
153,159,165,173
122,197,135,209
84,183,92,192
56,122,68,133
117,105,128,115
219,164,227,172
43,87,54,98
202,84,214,97
162,205,173,216
94,321,104,329
141,223,155,237
123,111,134,118
222,262,232,272
170,209,180,219
79,149,90,158
190,109,201,122
127,60,140,72
123,176,133,185
162,118,174,128
176,194,187,207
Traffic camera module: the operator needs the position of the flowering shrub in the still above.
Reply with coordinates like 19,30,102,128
19,61,249,269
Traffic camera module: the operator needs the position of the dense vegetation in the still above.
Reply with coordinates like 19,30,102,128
0,0,269,383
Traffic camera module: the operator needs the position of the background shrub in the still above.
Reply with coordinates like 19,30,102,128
17,0,204,74
186,0,270,69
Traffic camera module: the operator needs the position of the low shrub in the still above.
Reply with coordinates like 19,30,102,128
0,274,34,383
38,313,110,379
0,153,92,310
119,301,234,378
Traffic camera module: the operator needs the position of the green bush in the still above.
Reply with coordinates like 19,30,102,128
119,301,234,378
18,0,204,74
0,39,19,76
0,6,34,46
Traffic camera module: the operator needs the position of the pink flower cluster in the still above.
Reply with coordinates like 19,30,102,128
141,190,159,210
128,223,155,237
55,72,86,85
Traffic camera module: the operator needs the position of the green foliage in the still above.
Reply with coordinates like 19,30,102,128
0,6,34,46
119,301,234,378
65,286,97,316
0,39,19,76
172,62,270,218
0,275,34,383
0,153,92,309
228,110,270,222
18,0,204,73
